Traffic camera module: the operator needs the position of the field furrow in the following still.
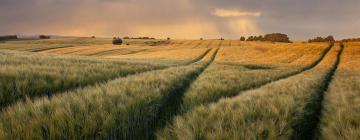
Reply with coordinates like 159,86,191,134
0,44,217,109
291,44,344,140
0,49,218,139
62,48,95,55
216,42,327,65
157,43,342,140
0,44,76,52
108,47,210,63
181,49,212,65
30,45,79,52
177,43,333,113
191,41,204,49
151,48,219,139
85,48,128,56
0,50,165,108
318,43,360,140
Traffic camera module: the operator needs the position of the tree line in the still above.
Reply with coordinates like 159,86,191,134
0,35,17,41
239,33,292,43
341,38,360,42
308,35,335,43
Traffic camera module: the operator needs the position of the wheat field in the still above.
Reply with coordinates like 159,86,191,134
0,38,358,140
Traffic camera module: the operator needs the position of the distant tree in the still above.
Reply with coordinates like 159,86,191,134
220,38,224,40
342,37,360,42
39,35,50,39
308,37,323,43
258,35,264,41
308,35,335,43
263,33,291,43
112,37,123,45
0,35,17,41
324,35,335,43
167,37,171,40
246,36,254,41
240,36,246,41
252,35,263,41
253,36,259,41
91,36,96,38
200,38,203,40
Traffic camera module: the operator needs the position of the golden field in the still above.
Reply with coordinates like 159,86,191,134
0,37,358,140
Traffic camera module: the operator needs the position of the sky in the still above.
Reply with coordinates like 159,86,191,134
1,0,360,40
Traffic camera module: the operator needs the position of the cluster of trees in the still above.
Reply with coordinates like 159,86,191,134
264,33,291,43
39,35,51,39
123,37,156,40
240,36,246,41
342,38,360,42
0,35,17,41
112,37,123,45
308,35,335,43
246,35,264,41
240,33,292,43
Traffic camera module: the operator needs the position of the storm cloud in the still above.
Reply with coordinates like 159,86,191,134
0,0,359,39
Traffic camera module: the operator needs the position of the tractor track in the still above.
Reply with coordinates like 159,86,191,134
147,48,220,140
218,40,223,47
29,45,77,52
48,47,212,98
86,48,132,56
291,44,344,140
187,43,335,113
182,48,212,65
191,41,204,49
62,48,94,54
102,48,219,140
3,47,212,110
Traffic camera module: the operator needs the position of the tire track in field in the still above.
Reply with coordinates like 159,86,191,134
45,47,94,55
185,40,198,48
182,48,212,65
191,41,204,49
62,48,94,54
42,47,213,100
203,40,214,48
85,48,132,56
291,44,344,140
29,45,76,52
0,47,213,110
148,48,220,140
218,40,223,48
96,49,149,56
176,40,194,48
202,43,334,110
171,40,187,47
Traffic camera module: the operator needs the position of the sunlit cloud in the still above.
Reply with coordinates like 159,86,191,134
212,8,261,17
